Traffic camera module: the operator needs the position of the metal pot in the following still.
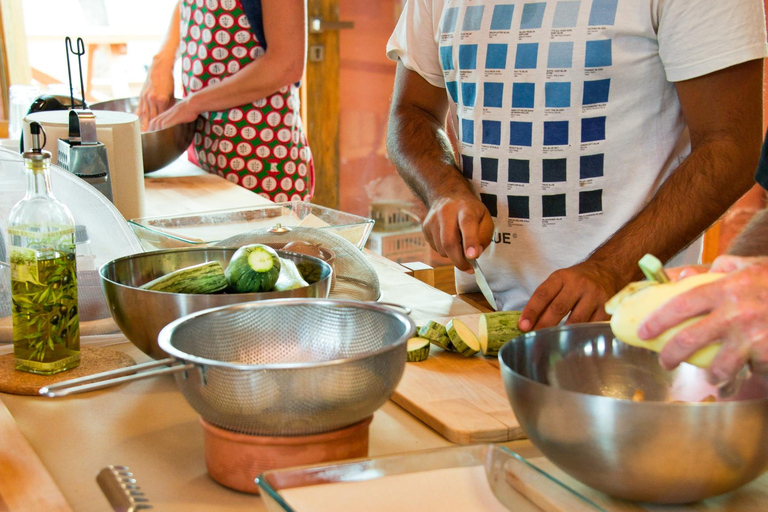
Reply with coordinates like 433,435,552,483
499,322,768,503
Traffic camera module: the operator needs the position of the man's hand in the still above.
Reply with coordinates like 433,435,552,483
518,260,621,330
423,191,494,271
637,256,768,383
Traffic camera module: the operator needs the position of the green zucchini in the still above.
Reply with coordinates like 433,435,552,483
406,337,430,362
274,258,310,291
478,311,522,357
225,244,281,293
418,320,454,351
446,318,480,357
140,261,228,294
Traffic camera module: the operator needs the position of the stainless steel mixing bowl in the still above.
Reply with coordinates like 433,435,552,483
90,97,196,173
100,247,332,359
499,322,768,504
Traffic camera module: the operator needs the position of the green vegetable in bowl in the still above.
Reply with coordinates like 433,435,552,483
140,261,228,294
225,244,281,293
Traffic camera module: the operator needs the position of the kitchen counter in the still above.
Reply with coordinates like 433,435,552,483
0,171,502,511
3,170,768,511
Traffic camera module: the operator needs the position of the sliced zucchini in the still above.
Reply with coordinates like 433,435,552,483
418,320,454,351
478,311,523,357
140,261,227,294
406,337,430,362
446,319,480,357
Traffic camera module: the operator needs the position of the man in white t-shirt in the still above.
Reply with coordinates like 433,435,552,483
386,0,768,331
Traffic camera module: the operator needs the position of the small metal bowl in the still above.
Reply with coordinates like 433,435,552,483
100,247,332,359
499,322,768,504
90,97,196,173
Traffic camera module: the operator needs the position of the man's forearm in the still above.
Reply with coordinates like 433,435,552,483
588,59,763,285
589,136,760,285
386,107,468,207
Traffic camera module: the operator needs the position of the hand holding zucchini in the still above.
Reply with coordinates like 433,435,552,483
606,271,725,368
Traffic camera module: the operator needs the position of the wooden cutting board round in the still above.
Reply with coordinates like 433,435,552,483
0,346,136,396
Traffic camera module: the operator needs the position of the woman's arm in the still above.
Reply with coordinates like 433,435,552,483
149,0,307,130
137,0,180,130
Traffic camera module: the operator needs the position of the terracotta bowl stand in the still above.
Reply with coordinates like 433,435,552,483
200,415,373,494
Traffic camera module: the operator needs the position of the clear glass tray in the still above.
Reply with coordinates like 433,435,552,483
129,202,375,251
256,444,606,512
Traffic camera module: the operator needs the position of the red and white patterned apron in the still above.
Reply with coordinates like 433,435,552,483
179,0,314,201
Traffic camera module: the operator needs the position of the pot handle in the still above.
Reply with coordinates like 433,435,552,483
39,358,194,398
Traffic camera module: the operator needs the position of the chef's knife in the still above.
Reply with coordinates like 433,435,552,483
470,259,498,311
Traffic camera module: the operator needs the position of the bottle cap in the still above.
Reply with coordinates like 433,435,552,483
22,121,52,162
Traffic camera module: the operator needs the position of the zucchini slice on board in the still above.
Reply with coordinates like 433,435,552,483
140,261,228,294
406,337,431,362
446,319,480,357
418,320,454,351
478,311,523,357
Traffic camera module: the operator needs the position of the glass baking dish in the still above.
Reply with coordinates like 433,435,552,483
256,444,605,512
129,202,374,251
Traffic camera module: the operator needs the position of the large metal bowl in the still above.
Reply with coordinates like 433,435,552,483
90,97,196,173
100,247,332,359
499,322,768,504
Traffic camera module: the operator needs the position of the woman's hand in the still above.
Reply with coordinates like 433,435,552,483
137,61,176,131
148,95,199,131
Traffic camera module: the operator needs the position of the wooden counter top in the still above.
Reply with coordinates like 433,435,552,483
2,170,766,511
0,171,484,511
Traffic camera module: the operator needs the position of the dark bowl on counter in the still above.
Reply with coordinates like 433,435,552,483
499,322,768,504
100,247,332,359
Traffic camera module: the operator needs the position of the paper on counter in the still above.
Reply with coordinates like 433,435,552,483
279,465,531,512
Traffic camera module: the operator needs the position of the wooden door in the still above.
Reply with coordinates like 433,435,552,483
303,0,342,209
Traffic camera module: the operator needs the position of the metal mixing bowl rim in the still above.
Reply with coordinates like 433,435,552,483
498,322,768,406
90,96,198,134
98,247,333,297
156,297,415,371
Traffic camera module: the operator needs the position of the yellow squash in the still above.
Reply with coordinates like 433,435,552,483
606,272,725,368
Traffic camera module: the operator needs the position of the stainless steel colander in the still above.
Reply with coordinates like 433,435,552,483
40,299,414,436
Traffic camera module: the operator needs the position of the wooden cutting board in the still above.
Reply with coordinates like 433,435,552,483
0,396,73,511
391,313,524,445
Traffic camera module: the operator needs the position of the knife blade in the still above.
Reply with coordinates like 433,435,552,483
470,259,498,311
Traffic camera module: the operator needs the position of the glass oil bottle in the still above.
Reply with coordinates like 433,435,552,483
9,121,80,374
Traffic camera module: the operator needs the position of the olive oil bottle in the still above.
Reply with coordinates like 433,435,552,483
9,122,80,375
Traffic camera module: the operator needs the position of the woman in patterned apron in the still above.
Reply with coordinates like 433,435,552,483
138,0,313,202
